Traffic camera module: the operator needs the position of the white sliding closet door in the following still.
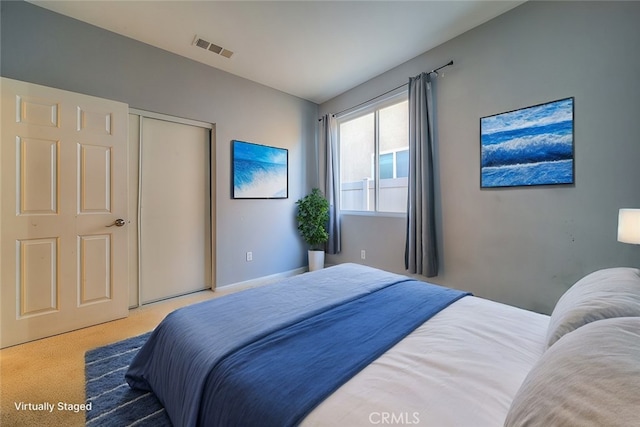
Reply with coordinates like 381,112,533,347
139,117,211,303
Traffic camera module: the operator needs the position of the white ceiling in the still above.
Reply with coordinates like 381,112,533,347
28,1,524,104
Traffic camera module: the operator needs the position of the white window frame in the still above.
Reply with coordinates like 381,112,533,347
336,89,408,217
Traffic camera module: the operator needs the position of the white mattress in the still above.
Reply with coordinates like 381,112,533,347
302,295,549,427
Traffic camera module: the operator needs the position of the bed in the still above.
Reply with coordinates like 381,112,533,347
125,263,640,427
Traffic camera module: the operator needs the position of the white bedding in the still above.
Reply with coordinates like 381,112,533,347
303,296,549,427
505,317,640,426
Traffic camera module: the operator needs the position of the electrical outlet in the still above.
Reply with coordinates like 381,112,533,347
246,251,253,262
361,250,366,260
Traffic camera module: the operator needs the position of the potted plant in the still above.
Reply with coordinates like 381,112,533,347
296,188,329,271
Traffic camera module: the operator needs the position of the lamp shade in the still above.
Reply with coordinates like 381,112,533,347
618,209,640,244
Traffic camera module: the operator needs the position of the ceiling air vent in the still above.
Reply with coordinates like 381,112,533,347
193,35,234,59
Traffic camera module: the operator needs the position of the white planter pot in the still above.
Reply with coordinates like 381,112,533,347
308,250,325,272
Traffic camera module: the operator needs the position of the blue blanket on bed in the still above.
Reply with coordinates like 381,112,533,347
125,264,468,427
199,280,468,426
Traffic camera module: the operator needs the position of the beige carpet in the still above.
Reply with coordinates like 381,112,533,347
0,287,243,427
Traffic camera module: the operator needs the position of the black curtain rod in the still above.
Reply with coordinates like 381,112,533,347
320,60,453,120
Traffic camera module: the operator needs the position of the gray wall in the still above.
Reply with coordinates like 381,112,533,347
4,1,640,314
1,1,317,287
320,1,640,314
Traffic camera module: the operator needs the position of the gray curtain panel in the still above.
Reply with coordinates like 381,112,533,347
321,114,341,254
405,73,438,277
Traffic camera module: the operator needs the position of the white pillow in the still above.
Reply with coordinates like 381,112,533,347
505,317,640,427
545,267,640,348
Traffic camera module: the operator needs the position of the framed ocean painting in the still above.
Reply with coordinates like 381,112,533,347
232,140,288,199
480,97,574,188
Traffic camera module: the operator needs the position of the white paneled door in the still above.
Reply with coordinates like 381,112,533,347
0,78,129,348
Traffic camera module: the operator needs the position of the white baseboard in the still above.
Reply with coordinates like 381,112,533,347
216,267,308,292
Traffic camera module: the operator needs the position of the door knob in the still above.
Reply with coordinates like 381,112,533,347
106,218,126,227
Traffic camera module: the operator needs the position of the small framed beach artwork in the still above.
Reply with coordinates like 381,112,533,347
232,140,288,199
480,97,574,188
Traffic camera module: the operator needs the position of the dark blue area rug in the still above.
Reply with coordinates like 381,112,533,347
85,332,172,426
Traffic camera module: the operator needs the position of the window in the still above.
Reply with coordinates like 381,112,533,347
338,94,408,214
378,149,409,179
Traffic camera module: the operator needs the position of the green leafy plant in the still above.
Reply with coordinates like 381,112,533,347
296,188,329,250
